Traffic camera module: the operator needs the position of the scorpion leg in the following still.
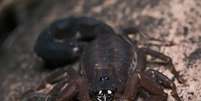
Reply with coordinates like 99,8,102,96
43,68,91,101
120,73,139,101
49,77,91,101
139,72,168,101
121,27,175,46
138,48,184,83
119,33,181,83
48,78,77,101
37,67,70,90
145,69,181,101
21,91,51,101
118,72,167,101
20,68,71,101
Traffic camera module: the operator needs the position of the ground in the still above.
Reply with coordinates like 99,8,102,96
0,0,201,101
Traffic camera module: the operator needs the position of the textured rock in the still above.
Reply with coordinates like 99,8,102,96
0,0,201,101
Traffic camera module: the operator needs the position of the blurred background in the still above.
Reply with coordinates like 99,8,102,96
0,0,201,101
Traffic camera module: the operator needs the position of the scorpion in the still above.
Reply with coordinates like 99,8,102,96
22,16,183,101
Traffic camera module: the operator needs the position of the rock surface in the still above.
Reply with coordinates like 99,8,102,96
0,0,201,101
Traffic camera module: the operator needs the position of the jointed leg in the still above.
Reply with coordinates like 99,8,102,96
47,76,91,101
120,73,139,101
48,78,72,101
139,72,168,101
139,48,183,83
121,27,175,47
21,69,69,101
35,67,92,101
145,69,181,101
37,67,70,90
117,72,167,101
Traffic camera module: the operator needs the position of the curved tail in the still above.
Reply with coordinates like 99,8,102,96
34,16,114,68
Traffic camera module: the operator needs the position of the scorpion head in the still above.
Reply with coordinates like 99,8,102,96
94,89,113,101
90,73,118,101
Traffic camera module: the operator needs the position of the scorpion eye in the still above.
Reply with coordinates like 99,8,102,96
100,76,109,81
